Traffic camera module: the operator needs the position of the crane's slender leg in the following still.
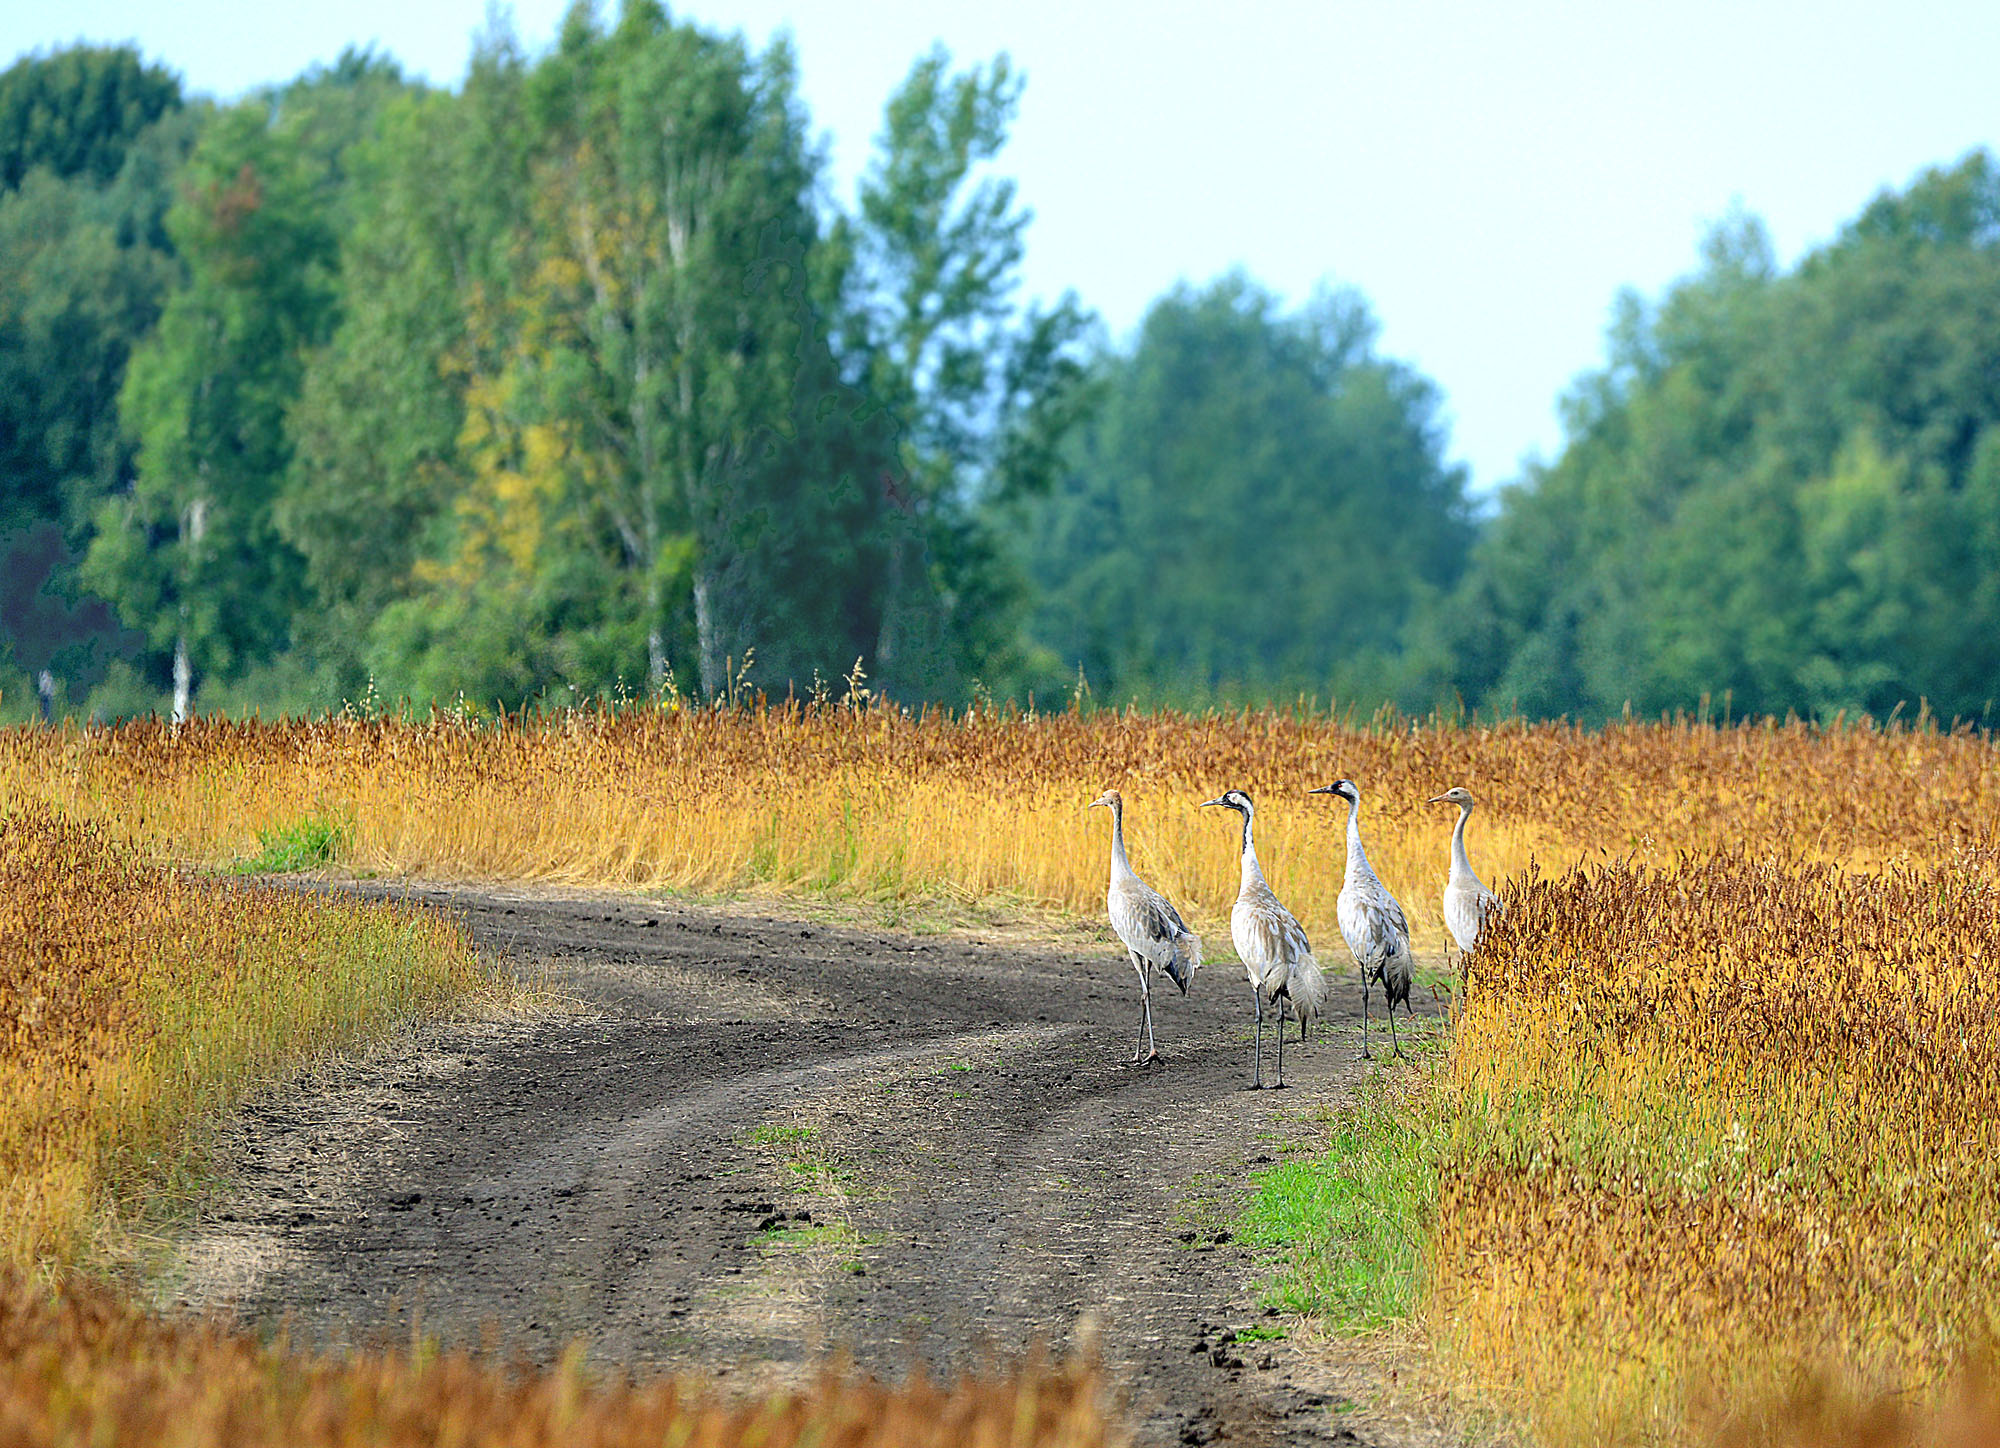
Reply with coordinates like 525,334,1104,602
1273,999,1287,1088
1130,954,1148,1063
1251,988,1264,1089
1360,975,1373,1060
1388,997,1402,1059
1141,960,1159,1063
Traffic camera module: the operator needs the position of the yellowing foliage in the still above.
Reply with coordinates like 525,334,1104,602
419,368,582,591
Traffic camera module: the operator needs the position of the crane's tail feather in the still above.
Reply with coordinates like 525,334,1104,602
1165,928,1200,995
1292,951,1330,1021
1384,945,1414,1009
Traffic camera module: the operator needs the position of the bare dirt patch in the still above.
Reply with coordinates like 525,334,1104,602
169,884,1458,1447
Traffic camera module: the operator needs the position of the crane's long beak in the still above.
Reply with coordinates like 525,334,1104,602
1198,796,1226,808
1306,783,1337,795
1427,792,1450,804
1085,799,1105,810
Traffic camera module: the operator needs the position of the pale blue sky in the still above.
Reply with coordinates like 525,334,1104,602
8,0,1997,495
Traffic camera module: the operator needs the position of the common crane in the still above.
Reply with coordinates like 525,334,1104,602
1428,786,1499,959
1088,789,1202,1063
1199,789,1328,1088
1309,779,1414,1059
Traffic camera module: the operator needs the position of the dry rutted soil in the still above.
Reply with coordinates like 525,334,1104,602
173,886,1450,1448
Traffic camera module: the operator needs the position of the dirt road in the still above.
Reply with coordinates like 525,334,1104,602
171,885,1451,1447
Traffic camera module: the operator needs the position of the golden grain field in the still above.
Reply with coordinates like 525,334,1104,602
5,703,1999,1445
1441,850,2000,1443
4,704,1995,950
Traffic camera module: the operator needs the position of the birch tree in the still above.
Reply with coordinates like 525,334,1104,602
522,0,826,695
81,59,405,718
83,105,333,720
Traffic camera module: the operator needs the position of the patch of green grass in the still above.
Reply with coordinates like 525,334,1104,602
230,813,353,874
743,1123,818,1148
756,1221,826,1245
1234,1324,1288,1342
755,1219,865,1256
741,1119,859,1192
1235,1071,1442,1329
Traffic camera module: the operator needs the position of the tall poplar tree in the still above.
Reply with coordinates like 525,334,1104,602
820,45,1095,700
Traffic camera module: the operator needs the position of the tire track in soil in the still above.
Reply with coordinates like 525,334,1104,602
170,885,1457,1448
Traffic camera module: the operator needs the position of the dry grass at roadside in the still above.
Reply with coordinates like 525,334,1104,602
0,805,483,1274
1439,849,2000,1445
4,705,1996,953
0,1268,1113,1448
1704,1363,2000,1447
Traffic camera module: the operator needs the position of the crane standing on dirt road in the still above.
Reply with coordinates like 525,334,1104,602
1088,789,1203,1064
1428,786,1500,960
1310,779,1415,1059
1200,789,1328,1089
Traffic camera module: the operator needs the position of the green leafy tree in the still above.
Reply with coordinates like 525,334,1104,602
515,0,833,694
0,44,180,192
82,60,410,719
0,61,196,711
301,4,908,709
0,140,185,540
1022,274,1473,708
280,35,536,700
821,44,1095,700
1455,153,2000,723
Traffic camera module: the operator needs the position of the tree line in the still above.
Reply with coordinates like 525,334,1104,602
5,9,1999,726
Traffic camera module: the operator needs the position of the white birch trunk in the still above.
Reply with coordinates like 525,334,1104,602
648,629,667,688
693,571,719,697
172,638,191,726
646,571,666,688
173,496,208,726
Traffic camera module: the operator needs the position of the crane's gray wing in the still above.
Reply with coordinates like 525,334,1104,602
1112,879,1201,992
1237,890,1312,967
1159,895,1203,977
1339,887,1410,971
1111,879,1181,957
1380,891,1411,944
1285,950,1328,1020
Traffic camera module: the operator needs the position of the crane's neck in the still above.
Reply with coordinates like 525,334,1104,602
1237,809,1265,890
1449,804,1476,884
1108,800,1135,880
1343,799,1371,887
